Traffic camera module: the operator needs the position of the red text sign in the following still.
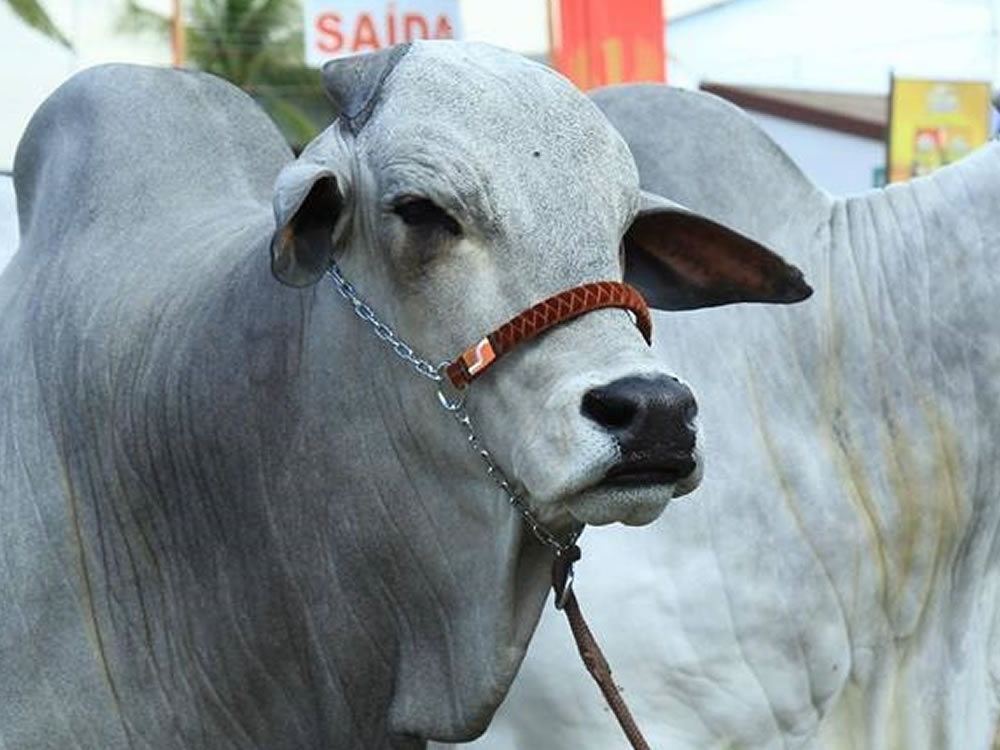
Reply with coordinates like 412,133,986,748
304,1,461,66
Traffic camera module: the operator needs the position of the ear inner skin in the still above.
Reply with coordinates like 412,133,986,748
624,212,813,310
271,176,341,288
625,237,704,311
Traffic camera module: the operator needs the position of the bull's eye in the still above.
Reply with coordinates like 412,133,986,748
393,197,462,237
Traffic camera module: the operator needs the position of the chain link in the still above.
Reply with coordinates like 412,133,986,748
327,264,442,382
450,407,580,556
326,261,580,558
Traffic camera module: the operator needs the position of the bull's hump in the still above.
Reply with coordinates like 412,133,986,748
13,64,291,254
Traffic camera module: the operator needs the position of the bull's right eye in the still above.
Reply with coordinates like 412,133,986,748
393,197,462,237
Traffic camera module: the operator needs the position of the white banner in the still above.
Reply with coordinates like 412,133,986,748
303,1,462,67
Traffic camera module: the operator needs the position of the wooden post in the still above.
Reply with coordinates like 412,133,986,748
171,0,185,68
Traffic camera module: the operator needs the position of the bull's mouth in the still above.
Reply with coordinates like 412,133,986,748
559,449,702,527
601,469,678,488
599,451,697,488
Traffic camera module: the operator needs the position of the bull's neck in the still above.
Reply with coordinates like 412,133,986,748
794,143,1000,750
810,145,1000,644
826,143,1000,371
292,269,554,741
103,252,551,748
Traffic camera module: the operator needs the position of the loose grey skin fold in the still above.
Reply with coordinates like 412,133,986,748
460,85,1000,749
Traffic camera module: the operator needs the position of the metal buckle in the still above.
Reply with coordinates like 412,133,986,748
555,561,575,610
460,337,497,377
436,363,466,411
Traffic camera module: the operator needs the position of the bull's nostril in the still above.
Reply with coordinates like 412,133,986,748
581,390,638,430
582,376,696,438
582,376,698,476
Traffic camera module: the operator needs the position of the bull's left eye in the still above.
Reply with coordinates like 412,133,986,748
393,197,462,237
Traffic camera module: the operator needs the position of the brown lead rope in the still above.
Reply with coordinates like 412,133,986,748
552,547,652,750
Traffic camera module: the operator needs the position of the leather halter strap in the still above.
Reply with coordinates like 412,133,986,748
445,281,652,389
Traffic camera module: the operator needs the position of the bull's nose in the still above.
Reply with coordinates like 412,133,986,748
581,375,698,482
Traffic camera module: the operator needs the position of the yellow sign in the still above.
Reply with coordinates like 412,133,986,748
888,78,993,183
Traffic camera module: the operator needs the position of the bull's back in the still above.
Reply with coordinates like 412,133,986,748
2,62,296,418
13,64,291,265
0,65,297,747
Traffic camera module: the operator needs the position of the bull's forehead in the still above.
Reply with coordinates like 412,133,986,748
360,42,640,239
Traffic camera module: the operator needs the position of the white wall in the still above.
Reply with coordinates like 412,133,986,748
669,0,1000,92
667,0,1000,197
0,0,174,172
748,112,885,194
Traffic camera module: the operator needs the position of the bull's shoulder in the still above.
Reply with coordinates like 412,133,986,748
13,64,293,253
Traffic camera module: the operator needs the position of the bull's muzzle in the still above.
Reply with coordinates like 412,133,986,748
582,375,698,485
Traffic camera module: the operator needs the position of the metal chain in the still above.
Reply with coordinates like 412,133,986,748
327,264,442,382
449,405,580,557
325,262,580,562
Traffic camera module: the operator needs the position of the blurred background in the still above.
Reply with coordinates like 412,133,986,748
1,0,998,227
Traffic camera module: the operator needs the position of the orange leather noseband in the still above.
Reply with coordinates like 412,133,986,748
444,281,653,389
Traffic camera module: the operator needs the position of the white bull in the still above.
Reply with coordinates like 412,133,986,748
0,49,811,748
456,85,1000,749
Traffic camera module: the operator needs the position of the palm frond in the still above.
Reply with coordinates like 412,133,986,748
7,0,72,48
115,0,330,147
255,93,320,147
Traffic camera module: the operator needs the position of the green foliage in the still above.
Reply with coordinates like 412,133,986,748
187,0,299,84
7,0,72,48
122,0,332,148
120,0,171,36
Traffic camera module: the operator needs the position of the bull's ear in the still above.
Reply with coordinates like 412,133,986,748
323,44,411,134
270,128,349,288
271,46,413,288
624,190,812,310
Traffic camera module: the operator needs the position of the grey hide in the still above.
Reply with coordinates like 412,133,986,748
0,47,811,749
458,85,1000,749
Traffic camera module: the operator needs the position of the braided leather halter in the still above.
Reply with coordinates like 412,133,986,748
445,281,652,389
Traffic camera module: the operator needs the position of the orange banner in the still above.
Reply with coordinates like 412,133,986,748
549,0,666,90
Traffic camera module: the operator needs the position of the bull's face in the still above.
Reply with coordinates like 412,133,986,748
269,41,810,530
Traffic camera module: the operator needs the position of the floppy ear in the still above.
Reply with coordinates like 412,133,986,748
270,143,346,287
591,84,832,264
270,45,413,287
625,191,812,310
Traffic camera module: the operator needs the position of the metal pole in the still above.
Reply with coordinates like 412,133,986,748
171,0,185,68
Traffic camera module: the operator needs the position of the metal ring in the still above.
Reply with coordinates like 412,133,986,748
555,564,575,610
436,363,466,412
